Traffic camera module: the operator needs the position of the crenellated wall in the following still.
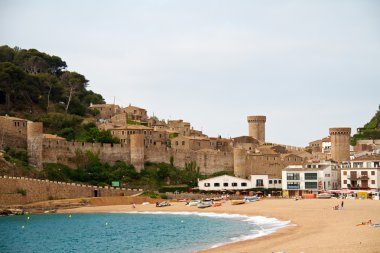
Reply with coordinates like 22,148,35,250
0,176,142,205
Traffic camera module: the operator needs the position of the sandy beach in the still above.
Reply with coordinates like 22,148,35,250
59,198,380,253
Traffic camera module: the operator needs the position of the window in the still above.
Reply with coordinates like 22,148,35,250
204,183,210,187
241,182,247,187
361,171,368,175
371,171,375,176
325,174,330,177
232,183,237,187
305,173,317,180
287,182,300,189
371,180,375,184
274,180,277,184
305,182,318,189
214,183,220,187
182,141,185,145
343,180,347,184
223,183,228,187
279,180,282,184
269,180,273,184
256,179,264,187
343,171,347,176
287,173,300,180
175,141,178,146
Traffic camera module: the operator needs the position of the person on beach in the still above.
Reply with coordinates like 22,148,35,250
132,203,136,208
341,201,344,209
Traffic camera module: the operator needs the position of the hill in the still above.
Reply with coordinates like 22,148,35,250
0,45,104,117
351,105,380,145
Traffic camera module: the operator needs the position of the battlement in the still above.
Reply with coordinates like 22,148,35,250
247,115,266,122
329,128,351,135
0,175,143,205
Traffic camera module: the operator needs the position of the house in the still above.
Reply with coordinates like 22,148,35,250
341,155,380,191
198,175,251,191
282,161,339,197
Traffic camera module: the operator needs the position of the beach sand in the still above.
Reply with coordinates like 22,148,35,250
59,199,380,253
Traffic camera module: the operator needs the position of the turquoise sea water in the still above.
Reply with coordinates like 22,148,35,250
0,212,289,253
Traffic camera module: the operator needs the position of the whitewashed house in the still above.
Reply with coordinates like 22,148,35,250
250,175,282,189
198,174,282,191
198,175,251,191
341,155,380,191
282,161,339,197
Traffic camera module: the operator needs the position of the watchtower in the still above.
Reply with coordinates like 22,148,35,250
329,127,351,162
247,116,266,143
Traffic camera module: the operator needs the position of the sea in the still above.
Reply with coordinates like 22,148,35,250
0,212,290,253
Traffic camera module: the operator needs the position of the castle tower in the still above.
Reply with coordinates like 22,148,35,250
27,122,43,169
247,115,266,143
329,127,351,162
233,148,246,178
130,134,145,172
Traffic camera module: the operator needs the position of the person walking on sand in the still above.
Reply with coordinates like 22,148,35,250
341,200,344,210
132,203,136,208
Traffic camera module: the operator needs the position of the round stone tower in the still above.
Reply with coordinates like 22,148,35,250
233,148,246,178
247,115,266,143
329,127,351,162
130,134,145,172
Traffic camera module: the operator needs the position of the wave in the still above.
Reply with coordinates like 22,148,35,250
111,211,293,250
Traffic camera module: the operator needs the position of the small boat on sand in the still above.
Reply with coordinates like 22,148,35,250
198,202,212,208
212,203,222,207
244,196,260,202
231,200,245,205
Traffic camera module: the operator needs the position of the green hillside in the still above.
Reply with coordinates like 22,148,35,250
351,106,380,145
0,45,104,116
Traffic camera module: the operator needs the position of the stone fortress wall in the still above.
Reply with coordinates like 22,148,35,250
0,112,328,177
0,176,141,205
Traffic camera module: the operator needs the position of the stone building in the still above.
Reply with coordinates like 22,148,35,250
329,128,351,162
89,103,120,120
247,115,266,143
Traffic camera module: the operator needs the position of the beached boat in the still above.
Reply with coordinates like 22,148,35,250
317,193,332,199
186,200,201,206
231,200,245,205
198,202,212,208
244,196,260,202
156,201,171,207
212,203,222,207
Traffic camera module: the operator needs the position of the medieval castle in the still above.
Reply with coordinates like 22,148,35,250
0,103,352,179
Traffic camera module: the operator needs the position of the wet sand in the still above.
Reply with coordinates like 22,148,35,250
59,198,380,253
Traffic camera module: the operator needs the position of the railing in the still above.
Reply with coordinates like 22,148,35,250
347,175,369,180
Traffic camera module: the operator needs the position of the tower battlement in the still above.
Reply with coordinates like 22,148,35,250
329,127,351,162
247,115,266,143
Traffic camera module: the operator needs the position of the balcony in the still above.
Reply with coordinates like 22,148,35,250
347,184,369,190
347,175,369,180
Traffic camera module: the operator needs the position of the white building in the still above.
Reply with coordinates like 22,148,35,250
250,175,282,189
341,155,380,191
198,174,282,191
198,175,251,191
282,161,339,197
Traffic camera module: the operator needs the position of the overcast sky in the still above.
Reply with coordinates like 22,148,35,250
1,0,379,146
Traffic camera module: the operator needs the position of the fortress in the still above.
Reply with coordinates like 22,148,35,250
0,104,352,179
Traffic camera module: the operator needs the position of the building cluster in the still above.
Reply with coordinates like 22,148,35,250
1,102,380,197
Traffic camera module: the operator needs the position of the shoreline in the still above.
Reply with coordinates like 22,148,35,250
58,199,380,253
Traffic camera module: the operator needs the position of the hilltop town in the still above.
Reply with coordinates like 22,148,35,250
1,46,380,202
1,101,380,195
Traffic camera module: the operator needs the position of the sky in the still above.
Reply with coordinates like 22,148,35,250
1,0,379,146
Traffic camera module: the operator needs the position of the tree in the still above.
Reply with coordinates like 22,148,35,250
60,71,88,113
37,73,59,112
0,62,27,113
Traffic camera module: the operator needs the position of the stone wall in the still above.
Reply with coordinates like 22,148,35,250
42,139,131,168
0,176,142,205
0,116,28,149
